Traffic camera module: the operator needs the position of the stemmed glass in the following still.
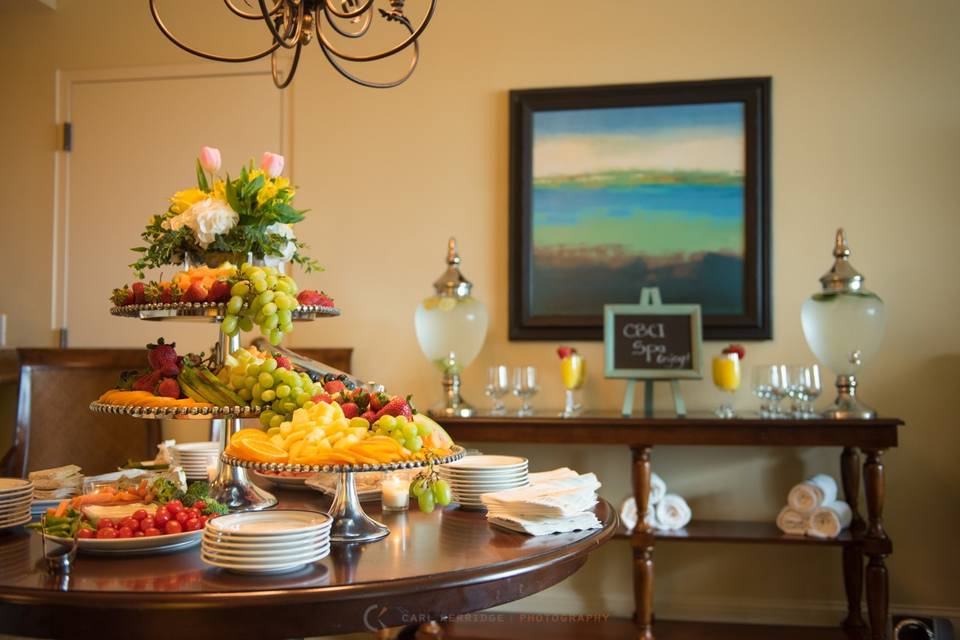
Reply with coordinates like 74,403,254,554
559,350,585,418
484,365,510,416
789,364,822,418
754,364,788,418
711,353,740,418
512,366,538,417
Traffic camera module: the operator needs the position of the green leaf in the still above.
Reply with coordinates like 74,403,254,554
195,159,210,192
225,174,241,212
242,174,265,199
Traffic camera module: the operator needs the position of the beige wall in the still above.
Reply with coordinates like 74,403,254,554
3,0,959,625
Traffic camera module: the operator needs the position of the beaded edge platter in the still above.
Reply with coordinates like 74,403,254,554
109,302,340,321
89,401,262,419
221,445,465,474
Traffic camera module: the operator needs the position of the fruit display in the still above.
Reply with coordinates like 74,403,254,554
111,263,336,345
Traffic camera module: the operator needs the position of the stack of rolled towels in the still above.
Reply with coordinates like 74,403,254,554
776,473,852,539
619,473,692,532
481,468,603,536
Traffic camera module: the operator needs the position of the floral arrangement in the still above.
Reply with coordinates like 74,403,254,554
130,147,321,278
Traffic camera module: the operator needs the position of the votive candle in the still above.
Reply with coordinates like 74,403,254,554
381,473,411,511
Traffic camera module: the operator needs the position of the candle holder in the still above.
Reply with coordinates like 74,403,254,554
381,472,411,512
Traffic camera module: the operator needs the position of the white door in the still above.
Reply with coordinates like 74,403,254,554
57,66,288,355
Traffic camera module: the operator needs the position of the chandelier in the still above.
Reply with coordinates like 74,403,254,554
149,0,437,89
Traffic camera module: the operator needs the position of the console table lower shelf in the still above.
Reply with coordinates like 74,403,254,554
435,412,903,640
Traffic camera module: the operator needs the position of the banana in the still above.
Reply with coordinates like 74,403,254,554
177,370,215,404
194,367,245,406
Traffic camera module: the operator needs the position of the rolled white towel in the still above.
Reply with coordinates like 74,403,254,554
649,472,667,506
806,501,853,539
619,497,658,532
654,494,691,531
787,474,838,514
776,506,808,535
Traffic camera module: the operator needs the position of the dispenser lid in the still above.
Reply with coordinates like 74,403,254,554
819,229,865,292
433,237,473,297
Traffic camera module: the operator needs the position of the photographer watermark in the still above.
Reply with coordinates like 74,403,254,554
364,605,608,631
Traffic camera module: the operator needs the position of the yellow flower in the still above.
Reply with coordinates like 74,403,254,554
257,181,279,206
170,188,207,214
212,180,227,201
248,169,265,182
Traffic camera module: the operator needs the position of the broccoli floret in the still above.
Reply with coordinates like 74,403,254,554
181,481,210,507
151,478,184,504
202,499,229,516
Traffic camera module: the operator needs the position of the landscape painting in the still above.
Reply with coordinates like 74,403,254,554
509,79,771,340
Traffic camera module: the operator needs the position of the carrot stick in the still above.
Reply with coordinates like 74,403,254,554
54,500,68,518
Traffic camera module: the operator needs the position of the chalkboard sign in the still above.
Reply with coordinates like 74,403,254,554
604,302,703,380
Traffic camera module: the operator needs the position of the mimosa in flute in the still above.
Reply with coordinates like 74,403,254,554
557,347,586,417
712,344,744,419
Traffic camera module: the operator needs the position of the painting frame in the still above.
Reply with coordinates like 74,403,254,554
508,77,772,341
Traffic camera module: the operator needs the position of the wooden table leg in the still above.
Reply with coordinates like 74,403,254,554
863,448,890,640
631,445,654,640
840,447,866,629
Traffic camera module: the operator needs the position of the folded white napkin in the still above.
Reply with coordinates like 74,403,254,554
787,474,838,514
776,506,808,535
487,512,602,536
806,500,852,539
649,473,667,506
481,473,601,518
655,494,692,530
528,468,579,484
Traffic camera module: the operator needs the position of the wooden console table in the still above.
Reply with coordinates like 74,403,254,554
436,412,903,640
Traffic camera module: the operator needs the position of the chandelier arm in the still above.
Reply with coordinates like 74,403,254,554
317,24,419,88
149,0,281,63
320,1,373,39
315,0,436,63
322,0,375,20
258,0,304,49
272,41,303,88
223,0,283,20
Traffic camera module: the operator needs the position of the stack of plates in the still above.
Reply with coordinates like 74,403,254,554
0,479,33,529
171,442,219,480
201,510,332,574
439,455,529,510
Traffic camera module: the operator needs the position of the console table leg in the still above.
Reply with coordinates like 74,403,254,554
863,448,890,640
631,445,654,640
840,447,865,629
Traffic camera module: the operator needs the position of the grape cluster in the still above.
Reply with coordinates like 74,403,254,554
221,264,299,345
409,470,452,513
371,415,431,454
225,349,320,427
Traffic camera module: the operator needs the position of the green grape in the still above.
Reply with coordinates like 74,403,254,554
259,410,275,427
226,295,244,315
262,358,278,373
262,314,279,330
408,436,423,453
275,293,295,310
278,309,293,325
302,400,315,410
243,376,257,390
238,388,252,401
269,328,283,345
275,280,292,294
239,316,254,332
230,281,250,297
282,401,297,413
258,372,275,388
261,302,278,316
376,415,397,430
432,479,452,507
266,275,278,288
280,321,294,334
261,390,276,402
416,421,433,436
248,267,264,280
251,383,263,399
410,478,429,497
229,374,245,389
253,279,267,293
295,392,310,406
247,364,261,377
276,384,291,398
222,315,239,335
417,490,435,513
269,414,284,428
257,290,275,306
391,432,406,445
401,423,417,440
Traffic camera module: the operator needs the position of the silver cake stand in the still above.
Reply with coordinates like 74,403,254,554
223,445,465,543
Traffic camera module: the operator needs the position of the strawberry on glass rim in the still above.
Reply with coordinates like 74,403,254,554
721,344,745,360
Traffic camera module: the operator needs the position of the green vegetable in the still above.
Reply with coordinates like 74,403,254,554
202,499,229,516
26,508,83,538
151,477,184,504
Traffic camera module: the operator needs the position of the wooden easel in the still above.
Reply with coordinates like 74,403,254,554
621,288,688,418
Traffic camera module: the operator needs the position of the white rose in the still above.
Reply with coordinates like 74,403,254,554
264,222,297,265
163,208,197,233
185,198,239,248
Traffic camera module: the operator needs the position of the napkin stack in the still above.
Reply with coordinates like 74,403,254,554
619,473,692,532
29,465,83,501
481,468,603,536
776,474,852,539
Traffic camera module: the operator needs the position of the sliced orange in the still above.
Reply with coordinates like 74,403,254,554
235,438,288,464
232,428,270,444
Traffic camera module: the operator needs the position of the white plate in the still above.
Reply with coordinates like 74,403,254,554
442,455,527,470
202,547,329,574
0,490,34,504
172,441,219,451
446,478,529,487
207,510,331,536
44,528,203,554
0,514,34,529
203,540,329,559
0,507,31,518
0,479,32,492
202,544,329,564
440,467,528,477
203,530,330,547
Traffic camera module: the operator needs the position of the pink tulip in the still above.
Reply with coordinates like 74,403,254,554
260,152,285,178
199,146,221,173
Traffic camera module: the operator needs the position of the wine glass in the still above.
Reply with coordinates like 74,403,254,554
797,364,822,418
484,365,510,416
711,353,740,418
559,350,585,418
786,365,808,417
512,366,538,417
754,364,788,418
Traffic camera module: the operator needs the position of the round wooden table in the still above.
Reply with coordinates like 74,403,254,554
0,489,617,640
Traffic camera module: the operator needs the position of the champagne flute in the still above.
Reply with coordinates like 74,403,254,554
558,347,585,418
484,365,510,416
512,366,538,417
711,353,741,418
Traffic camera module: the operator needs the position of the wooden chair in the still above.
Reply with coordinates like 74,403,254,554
1,349,162,478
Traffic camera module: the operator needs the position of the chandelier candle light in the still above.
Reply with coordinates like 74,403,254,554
149,0,437,89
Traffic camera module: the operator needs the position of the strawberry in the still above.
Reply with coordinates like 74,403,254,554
132,282,146,305
274,356,292,370
339,402,359,419
369,392,390,413
158,286,175,304
144,282,163,304
722,344,746,360
375,396,413,421
297,290,334,307
147,338,179,374
557,346,575,359
182,281,208,303
208,279,231,303
360,410,377,424
354,391,370,411
311,393,333,405
323,380,346,394
132,369,163,392
156,377,181,399
111,287,133,307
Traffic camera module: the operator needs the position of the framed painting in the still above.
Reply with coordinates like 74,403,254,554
508,77,771,341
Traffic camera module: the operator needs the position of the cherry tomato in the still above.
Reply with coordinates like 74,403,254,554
186,508,200,519
133,531,145,538
165,521,182,535
154,512,171,527
197,516,208,529
140,516,155,531
76,528,94,539
143,527,161,537
132,509,148,521
184,518,200,532
97,527,118,539
166,500,183,515
192,501,206,512
97,518,115,530
117,527,133,539
175,511,190,525
119,518,138,532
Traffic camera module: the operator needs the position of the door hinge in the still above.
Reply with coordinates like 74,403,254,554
62,122,72,152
